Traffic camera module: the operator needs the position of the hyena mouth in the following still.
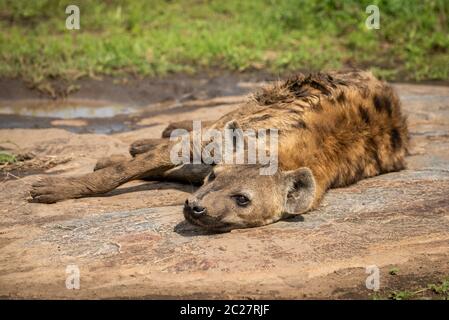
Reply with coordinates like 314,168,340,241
183,209,233,232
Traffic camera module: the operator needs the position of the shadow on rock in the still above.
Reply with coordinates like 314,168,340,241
174,214,305,237
100,181,196,197
173,220,225,237
281,214,305,223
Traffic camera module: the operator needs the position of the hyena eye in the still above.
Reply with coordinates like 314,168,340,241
232,195,250,207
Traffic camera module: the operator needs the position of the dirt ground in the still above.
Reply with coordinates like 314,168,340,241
0,78,448,299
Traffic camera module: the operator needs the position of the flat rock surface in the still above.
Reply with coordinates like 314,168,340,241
0,83,448,299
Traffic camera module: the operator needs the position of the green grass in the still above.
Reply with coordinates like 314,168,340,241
0,152,16,164
372,277,449,300
389,290,416,300
0,0,448,87
429,278,449,298
389,267,400,275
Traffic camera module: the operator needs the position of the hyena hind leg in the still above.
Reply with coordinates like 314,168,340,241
129,138,166,157
129,120,214,157
161,120,215,138
94,154,130,171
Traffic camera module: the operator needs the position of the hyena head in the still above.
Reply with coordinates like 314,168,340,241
183,164,316,232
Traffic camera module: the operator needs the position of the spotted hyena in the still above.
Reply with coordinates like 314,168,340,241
31,70,409,232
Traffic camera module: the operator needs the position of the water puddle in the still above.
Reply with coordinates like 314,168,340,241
0,99,137,119
0,74,263,134
0,99,143,134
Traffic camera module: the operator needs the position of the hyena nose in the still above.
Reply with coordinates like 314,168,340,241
192,205,207,216
184,199,207,216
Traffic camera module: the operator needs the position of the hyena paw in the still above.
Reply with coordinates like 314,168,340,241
30,177,83,203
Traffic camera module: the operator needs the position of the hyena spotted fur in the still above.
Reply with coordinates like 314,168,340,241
31,70,409,232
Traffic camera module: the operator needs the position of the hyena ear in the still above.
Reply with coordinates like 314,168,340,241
224,119,242,131
224,119,245,155
282,167,316,215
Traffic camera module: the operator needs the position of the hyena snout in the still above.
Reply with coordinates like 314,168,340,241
184,198,207,217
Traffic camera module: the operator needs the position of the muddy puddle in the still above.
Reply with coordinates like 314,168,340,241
0,73,264,134
0,99,137,119
0,99,142,134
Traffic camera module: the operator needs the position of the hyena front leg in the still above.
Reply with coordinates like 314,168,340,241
30,142,178,203
95,155,211,184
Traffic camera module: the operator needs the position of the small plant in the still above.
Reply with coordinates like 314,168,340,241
428,278,449,299
371,293,386,300
389,267,400,275
389,290,414,300
371,275,449,300
0,152,17,165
